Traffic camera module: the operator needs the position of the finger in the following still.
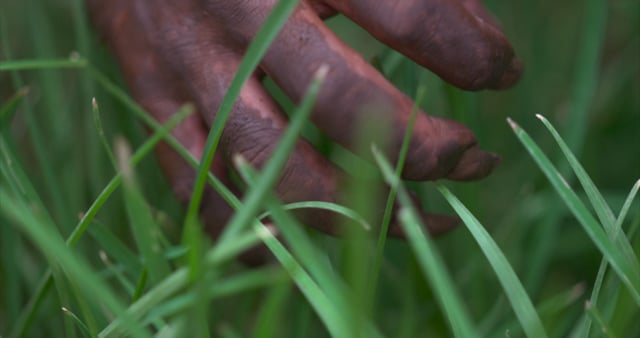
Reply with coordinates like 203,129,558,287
360,185,461,238
150,7,463,238
97,1,463,241
323,0,523,90
88,1,273,262
208,2,499,181
139,3,348,233
139,93,275,265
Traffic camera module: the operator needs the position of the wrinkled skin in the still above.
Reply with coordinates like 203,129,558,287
87,0,522,263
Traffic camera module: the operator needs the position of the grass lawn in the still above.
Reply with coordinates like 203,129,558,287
1,0,639,337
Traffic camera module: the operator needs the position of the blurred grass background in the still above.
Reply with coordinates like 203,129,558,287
1,0,638,337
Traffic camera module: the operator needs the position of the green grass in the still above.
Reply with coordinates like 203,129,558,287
1,0,639,337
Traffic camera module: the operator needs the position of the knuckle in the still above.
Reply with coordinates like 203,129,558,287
222,116,279,168
382,9,427,46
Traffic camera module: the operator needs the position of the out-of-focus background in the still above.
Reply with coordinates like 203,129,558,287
1,0,638,337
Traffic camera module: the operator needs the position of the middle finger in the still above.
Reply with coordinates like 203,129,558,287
208,1,500,181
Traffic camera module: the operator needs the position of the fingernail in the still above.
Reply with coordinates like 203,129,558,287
446,145,501,181
492,57,524,89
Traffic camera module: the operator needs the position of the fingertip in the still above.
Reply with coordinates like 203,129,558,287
388,211,460,237
421,212,461,236
490,57,524,90
446,145,501,181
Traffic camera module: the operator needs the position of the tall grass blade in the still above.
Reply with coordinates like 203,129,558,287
87,67,242,211
98,250,136,297
581,179,640,337
372,146,478,338
252,278,291,338
258,201,370,231
0,87,28,128
585,301,618,338
0,58,88,71
91,97,117,168
580,259,609,338
235,160,383,338
144,267,287,325
437,184,548,338
537,115,616,231
182,0,302,236
564,0,607,152
0,192,151,338
217,64,328,241
537,114,638,258
116,137,171,284
1,32,73,232
61,307,92,338
99,229,265,337
370,85,425,303
509,118,640,304
229,64,376,337
7,105,191,338
614,179,640,237
89,223,143,276
250,211,351,338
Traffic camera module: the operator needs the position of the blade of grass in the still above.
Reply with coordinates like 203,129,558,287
89,222,143,276
67,105,191,246
537,115,616,229
372,146,478,338
0,135,83,338
585,301,618,338
0,86,29,129
613,179,640,238
581,179,640,337
580,259,610,338
98,251,136,297
494,283,584,337
98,228,266,337
132,270,149,303
7,105,191,338
0,214,22,327
0,58,88,71
92,98,117,168
182,0,302,242
257,201,370,231
249,215,350,338
370,84,425,303
537,115,638,263
87,66,242,212
436,183,547,338
144,267,288,325
61,307,92,338
1,32,74,233
228,64,379,337
178,18,318,330
537,284,586,320
0,191,151,338
235,159,383,338
509,118,640,304
116,137,171,284
251,276,292,338
564,0,607,153
216,63,328,242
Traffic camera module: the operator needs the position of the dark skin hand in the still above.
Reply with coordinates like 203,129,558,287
87,0,522,263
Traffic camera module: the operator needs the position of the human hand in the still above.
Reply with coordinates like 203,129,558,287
87,0,522,260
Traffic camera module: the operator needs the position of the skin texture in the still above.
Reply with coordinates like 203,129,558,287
87,0,522,264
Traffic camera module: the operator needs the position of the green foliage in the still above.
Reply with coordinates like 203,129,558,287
1,0,638,337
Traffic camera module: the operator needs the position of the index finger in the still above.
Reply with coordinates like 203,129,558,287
323,0,523,90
